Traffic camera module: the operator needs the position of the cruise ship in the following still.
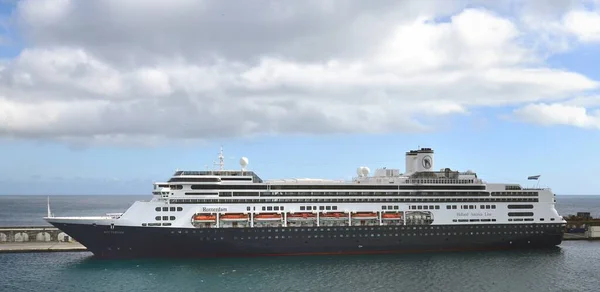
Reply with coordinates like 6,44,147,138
44,147,566,258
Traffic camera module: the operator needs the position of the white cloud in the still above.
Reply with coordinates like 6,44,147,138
513,103,600,129
563,10,600,43
563,95,600,107
0,1,599,144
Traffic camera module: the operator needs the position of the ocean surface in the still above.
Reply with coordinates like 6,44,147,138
0,195,599,292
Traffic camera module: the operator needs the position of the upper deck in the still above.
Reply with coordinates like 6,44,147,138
170,170,264,183
156,147,544,192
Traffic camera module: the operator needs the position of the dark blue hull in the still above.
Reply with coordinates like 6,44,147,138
50,222,565,259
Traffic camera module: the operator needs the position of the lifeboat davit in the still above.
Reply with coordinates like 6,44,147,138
382,213,403,220
254,213,283,221
193,214,217,222
220,213,249,221
351,212,378,220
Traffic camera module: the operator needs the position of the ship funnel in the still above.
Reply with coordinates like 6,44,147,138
405,148,434,173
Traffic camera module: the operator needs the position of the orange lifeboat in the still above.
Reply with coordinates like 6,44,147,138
382,213,402,220
320,212,348,220
287,212,316,219
351,212,378,220
254,213,283,221
220,213,249,221
193,214,217,222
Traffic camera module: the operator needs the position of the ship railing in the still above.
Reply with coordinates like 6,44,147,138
351,178,484,184
406,178,484,185
106,213,123,219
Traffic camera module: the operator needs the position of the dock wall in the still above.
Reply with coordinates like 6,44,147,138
0,226,73,243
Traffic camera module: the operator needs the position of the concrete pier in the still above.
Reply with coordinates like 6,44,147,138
0,226,88,253
0,242,87,253
0,226,73,243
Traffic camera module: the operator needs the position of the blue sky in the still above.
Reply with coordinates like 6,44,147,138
0,1,599,195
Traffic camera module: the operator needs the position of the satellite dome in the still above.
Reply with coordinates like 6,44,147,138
239,157,249,169
356,167,364,177
361,166,370,176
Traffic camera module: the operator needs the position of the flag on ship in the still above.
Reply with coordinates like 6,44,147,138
527,175,540,180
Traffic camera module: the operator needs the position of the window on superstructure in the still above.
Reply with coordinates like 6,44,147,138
382,206,387,210
267,206,273,211
280,206,284,210
508,212,534,217
170,216,175,220
452,206,457,209
155,207,160,212
162,216,168,220
246,207,251,211
170,207,175,212
300,206,306,211
423,206,428,210
326,206,331,211
469,205,474,209
262,207,266,211
417,206,422,210
155,216,161,220
333,206,338,210
446,206,451,209
274,206,279,211
177,207,183,211
435,206,440,209
492,205,496,209
162,207,168,211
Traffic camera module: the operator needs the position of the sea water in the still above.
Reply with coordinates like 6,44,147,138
0,195,599,292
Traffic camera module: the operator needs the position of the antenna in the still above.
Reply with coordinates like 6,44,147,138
213,146,225,171
47,196,52,218
219,146,224,170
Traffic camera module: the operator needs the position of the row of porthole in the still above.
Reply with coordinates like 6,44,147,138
170,230,548,240
171,227,559,235
175,224,564,233
233,224,561,232
230,231,547,239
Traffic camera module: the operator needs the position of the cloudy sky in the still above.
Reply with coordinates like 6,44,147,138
0,0,599,195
